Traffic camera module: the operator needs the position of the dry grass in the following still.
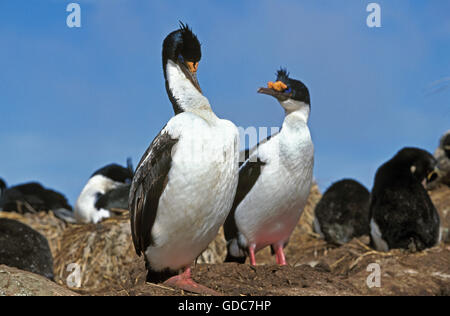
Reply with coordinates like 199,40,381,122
53,212,136,293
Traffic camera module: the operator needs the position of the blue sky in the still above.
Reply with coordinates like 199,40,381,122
0,1,449,205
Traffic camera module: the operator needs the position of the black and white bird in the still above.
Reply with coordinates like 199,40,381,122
74,159,133,224
0,179,72,220
370,147,441,252
314,179,370,245
129,23,239,294
0,218,54,280
224,69,314,265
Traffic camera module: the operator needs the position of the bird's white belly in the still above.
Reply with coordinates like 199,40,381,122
370,218,389,252
146,123,238,271
236,162,313,252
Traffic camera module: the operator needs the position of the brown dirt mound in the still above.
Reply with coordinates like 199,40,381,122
101,239,450,296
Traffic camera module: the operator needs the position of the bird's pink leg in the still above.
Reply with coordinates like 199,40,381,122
249,244,257,266
163,267,221,296
273,244,287,266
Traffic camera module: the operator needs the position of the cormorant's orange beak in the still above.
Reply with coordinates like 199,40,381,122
186,61,199,73
258,81,291,102
268,81,288,91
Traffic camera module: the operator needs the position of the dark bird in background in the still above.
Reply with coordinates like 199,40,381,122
0,179,73,222
224,69,314,266
369,147,441,252
129,22,239,295
0,218,54,280
0,178,6,200
314,179,370,245
74,159,134,224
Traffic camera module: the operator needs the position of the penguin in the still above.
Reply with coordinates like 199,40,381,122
370,147,441,252
313,179,370,245
224,68,314,265
0,218,54,280
0,180,72,220
74,159,133,224
129,23,239,295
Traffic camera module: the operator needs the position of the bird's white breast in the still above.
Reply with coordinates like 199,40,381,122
235,120,314,251
146,112,239,271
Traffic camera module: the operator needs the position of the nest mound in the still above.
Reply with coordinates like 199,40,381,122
53,212,136,294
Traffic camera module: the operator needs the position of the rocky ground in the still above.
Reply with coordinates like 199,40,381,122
1,183,449,296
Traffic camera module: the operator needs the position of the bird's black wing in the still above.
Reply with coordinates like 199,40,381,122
129,129,178,256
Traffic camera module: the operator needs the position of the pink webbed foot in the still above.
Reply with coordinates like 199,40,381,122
163,267,222,296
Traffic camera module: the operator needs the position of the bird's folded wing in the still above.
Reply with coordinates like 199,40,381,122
129,129,179,255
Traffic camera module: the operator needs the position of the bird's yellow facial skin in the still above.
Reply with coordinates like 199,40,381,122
268,81,288,92
186,61,199,73
427,169,440,182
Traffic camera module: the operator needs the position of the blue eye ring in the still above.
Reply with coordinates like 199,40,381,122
285,87,292,93
178,54,185,63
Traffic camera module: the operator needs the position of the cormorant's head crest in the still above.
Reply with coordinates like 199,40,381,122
276,68,290,84
177,21,202,62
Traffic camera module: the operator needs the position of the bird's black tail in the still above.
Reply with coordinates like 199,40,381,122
224,238,247,264
145,258,177,283
224,252,246,264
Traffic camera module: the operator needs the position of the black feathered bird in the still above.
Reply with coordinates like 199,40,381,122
314,179,370,245
0,218,54,280
369,147,441,252
0,180,72,216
